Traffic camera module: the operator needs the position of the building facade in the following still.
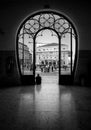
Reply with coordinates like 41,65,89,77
36,43,71,67
18,42,32,71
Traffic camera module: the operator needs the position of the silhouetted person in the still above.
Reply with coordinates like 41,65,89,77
52,66,53,72
36,74,41,85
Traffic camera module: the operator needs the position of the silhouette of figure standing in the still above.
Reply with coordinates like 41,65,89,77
36,74,41,85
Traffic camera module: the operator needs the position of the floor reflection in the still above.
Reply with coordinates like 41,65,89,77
18,77,78,129
60,92,78,130
35,84,59,111
1,79,91,130
18,87,35,128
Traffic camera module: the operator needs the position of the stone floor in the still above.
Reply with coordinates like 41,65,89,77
0,76,91,130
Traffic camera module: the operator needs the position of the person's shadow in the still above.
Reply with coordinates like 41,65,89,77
36,84,42,92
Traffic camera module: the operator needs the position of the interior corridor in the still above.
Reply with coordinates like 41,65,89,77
0,77,91,130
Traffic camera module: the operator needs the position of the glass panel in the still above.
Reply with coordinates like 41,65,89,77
60,32,71,75
18,27,33,75
60,28,76,75
72,29,76,71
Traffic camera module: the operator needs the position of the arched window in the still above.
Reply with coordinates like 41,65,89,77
16,9,78,85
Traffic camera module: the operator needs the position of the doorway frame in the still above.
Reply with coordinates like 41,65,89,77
16,9,78,85
34,27,60,83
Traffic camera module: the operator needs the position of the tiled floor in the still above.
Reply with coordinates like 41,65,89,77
0,76,91,130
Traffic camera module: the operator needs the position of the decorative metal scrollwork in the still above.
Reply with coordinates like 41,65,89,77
54,18,70,35
18,12,71,40
39,13,55,27
25,19,39,34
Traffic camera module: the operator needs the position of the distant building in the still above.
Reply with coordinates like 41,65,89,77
36,43,71,66
18,42,32,70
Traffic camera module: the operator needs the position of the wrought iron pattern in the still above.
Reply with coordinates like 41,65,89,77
39,13,55,28
18,12,72,41
54,18,70,35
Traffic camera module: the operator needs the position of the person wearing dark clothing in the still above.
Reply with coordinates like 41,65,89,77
52,66,53,72
36,74,41,85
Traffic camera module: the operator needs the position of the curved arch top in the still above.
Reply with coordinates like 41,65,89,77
17,9,77,38
16,9,78,85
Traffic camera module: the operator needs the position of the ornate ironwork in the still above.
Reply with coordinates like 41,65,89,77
18,12,72,41
39,13,55,27
54,18,70,35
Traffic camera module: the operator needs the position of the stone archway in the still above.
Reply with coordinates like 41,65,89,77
16,9,78,85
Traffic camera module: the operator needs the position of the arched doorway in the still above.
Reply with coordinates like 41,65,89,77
16,9,78,85
35,28,59,84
